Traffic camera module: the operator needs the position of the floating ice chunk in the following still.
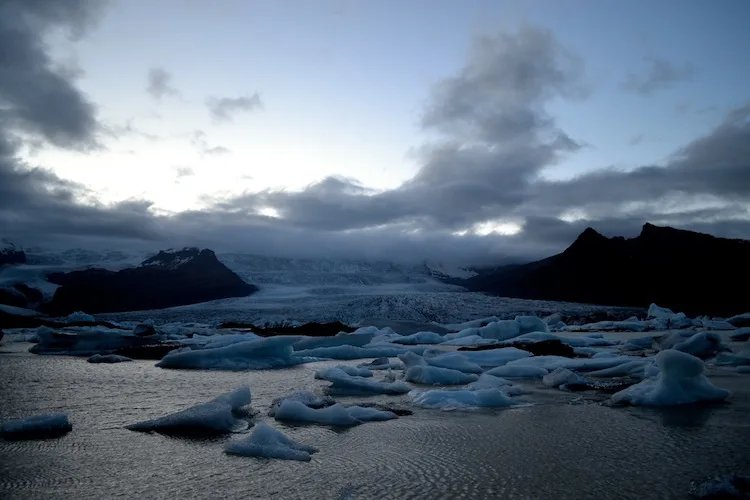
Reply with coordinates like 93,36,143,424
275,400,361,426
225,423,318,462
648,303,676,319
293,345,413,360
315,365,373,379
391,331,444,345
1,413,72,440
422,351,484,374
485,365,548,379
647,304,694,329
318,368,411,395
87,354,133,363
505,354,638,373
611,350,731,406
443,317,500,331
571,320,648,332
211,386,252,410
672,332,727,359
441,327,480,342
126,402,246,435
156,336,304,370
404,365,478,385
459,347,532,368
268,391,336,417
515,316,549,334
440,335,497,347
292,333,373,351
700,318,736,331
713,345,750,367
586,360,653,378
542,368,587,388
344,406,398,422
477,320,522,341
180,333,262,350
409,388,523,409
729,327,750,342
508,332,618,347
592,351,618,358
30,326,152,356
66,311,95,323
274,400,394,426
127,387,251,435
738,366,750,374
398,351,427,369
357,357,404,370
465,374,523,395
727,313,750,327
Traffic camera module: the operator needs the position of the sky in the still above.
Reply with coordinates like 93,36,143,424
1,0,749,264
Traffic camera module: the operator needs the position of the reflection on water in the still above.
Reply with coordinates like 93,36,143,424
1,344,749,500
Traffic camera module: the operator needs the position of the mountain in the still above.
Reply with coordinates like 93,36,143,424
41,248,258,315
464,223,750,317
0,240,26,267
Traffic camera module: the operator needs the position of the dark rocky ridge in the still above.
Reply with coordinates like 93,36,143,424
464,223,750,318
41,248,258,315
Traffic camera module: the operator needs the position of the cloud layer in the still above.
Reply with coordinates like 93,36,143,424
1,9,748,265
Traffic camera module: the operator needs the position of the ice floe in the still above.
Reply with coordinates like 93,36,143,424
486,365,549,379
87,354,133,363
1,413,72,440
274,400,396,426
225,423,318,461
315,367,411,395
404,365,479,385
268,391,336,417
156,336,305,370
611,350,730,406
315,365,373,379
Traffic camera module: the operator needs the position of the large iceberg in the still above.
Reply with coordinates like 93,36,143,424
126,387,251,435
156,336,305,370
404,365,478,385
274,400,396,426
1,413,72,440
316,367,411,395
268,391,336,417
225,423,318,462
611,350,730,406
409,388,524,410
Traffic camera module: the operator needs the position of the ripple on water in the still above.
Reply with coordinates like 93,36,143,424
1,349,750,500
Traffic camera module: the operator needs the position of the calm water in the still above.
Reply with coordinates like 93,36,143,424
1,343,749,500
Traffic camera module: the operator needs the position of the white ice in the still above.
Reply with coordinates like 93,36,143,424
504,354,639,373
409,388,524,409
225,423,318,461
268,391,336,417
274,400,396,426
156,336,305,370
485,365,549,379
611,350,731,406
66,311,95,323
315,365,373,379
126,387,251,434
404,365,479,385
316,367,411,395
1,413,72,440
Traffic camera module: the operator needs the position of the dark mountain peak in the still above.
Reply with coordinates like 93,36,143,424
0,240,26,266
563,227,610,256
141,247,213,270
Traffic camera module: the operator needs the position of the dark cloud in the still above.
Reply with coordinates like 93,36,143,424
0,0,103,149
620,57,695,95
206,94,262,122
146,67,180,100
1,16,748,265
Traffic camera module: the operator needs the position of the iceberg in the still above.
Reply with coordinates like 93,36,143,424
315,365,373,379
542,368,587,388
504,354,638,373
274,400,395,426
316,367,411,395
611,350,731,406
515,316,549,334
404,365,478,385
459,347,532,367
409,388,523,409
477,320,522,341
485,365,548,379
156,336,305,370
293,345,412,360
421,351,484,374
268,391,336,417
126,387,251,435
66,311,95,323
292,333,374,351
391,331,444,345
225,423,318,462
440,334,497,347
672,332,727,359
465,374,523,395
1,413,72,440
357,357,404,370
